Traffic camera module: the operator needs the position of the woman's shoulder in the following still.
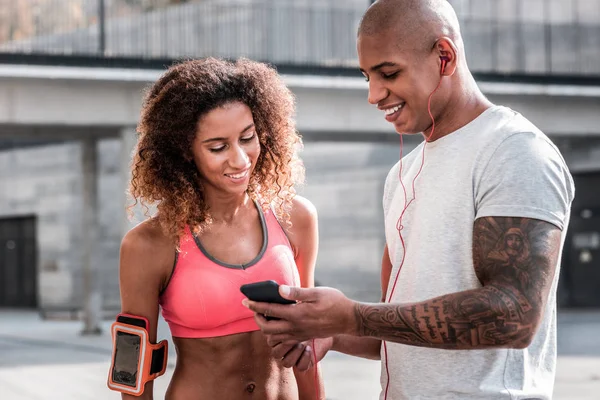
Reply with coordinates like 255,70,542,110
288,195,318,228
123,217,169,246
275,195,318,246
121,218,175,270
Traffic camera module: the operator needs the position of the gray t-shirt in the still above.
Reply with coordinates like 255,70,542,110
381,106,575,400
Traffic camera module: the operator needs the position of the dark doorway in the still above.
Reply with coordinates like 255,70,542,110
560,172,600,308
0,215,37,308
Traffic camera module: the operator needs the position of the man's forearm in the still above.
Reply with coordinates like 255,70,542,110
331,334,381,360
354,283,540,350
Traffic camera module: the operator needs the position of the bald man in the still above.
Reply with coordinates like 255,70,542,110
244,1,575,399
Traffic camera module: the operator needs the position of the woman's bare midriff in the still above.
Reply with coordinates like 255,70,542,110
165,330,298,400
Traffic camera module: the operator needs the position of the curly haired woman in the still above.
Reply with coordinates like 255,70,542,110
117,58,324,400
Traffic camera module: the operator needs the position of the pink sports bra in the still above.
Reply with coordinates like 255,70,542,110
159,203,300,338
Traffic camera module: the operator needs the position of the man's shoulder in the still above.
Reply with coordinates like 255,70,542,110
486,106,550,140
470,106,535,142
472,106,561,162
497,108,545,138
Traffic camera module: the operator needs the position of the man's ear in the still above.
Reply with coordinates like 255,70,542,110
434,37,458,76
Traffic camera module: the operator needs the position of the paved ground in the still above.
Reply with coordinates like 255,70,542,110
0,309,599,399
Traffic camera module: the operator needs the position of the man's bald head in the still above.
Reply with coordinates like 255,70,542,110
359,0,462,55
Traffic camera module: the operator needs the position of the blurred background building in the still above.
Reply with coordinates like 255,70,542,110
0,0,599,329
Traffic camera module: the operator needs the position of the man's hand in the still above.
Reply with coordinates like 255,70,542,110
242,286,357,344
274,337,334,371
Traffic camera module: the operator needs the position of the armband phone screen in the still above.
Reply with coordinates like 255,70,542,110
112,331,141,387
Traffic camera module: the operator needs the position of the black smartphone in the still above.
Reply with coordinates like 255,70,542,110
240,280,295,320
240,280,296,304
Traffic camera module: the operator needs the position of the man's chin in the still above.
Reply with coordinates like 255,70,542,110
394,126,421,136
392,120,418,135
394,121,431,137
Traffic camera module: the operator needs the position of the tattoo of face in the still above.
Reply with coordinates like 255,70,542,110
355,217,561,349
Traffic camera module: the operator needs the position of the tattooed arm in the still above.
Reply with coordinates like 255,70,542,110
353,217,561,349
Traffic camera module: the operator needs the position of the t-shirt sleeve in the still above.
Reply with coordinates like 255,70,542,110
475,132,575,230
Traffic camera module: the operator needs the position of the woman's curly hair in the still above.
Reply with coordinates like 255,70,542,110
130,57,304,241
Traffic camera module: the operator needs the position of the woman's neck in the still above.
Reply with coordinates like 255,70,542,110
204,190,252,224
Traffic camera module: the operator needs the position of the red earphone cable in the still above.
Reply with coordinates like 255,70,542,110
311,339,320,399
382,72,445,400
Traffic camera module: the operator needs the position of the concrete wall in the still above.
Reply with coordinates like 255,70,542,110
0,143,80,306
0,139,122,307
2,67,600,138
299,141,408,301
